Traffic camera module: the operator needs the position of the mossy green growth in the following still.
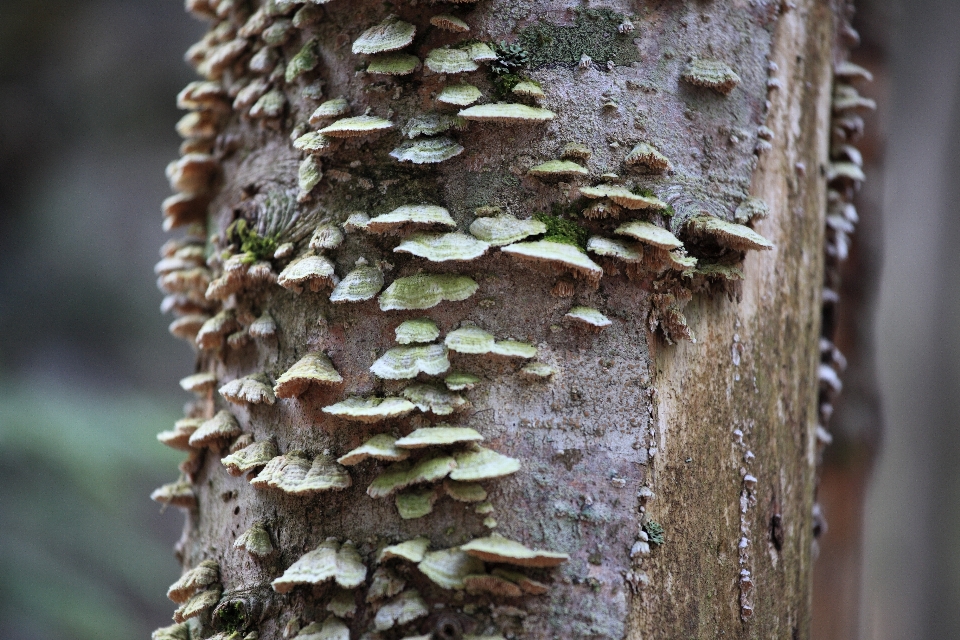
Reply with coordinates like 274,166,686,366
518,8,641,68
213,600,248,633
226,218,277,264
644,520,665,546
534,210,588,249
489,41,529,99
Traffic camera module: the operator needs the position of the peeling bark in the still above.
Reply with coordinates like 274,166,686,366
152,1,854,638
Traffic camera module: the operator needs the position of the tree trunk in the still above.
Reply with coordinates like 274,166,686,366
151,1,861,638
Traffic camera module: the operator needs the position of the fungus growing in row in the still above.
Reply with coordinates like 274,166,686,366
396,487,439,519
512,79,545,100
309,98,350,124
527,160,589,180
443,479,488,503
501,241,603,285
273,351,343,398
157,418,203,451
625,142,673,172
430,14,469,32
367,456,458,498
174,586,222,623
520,362,556,380
586,235,643,263
681,59,742,94
296,617,350,640
458,103,556,123
464,573,523,598
468,214,547,246
402,382,470,415
343,212,371,232
167,153,219,195
395,232,490,262
352,16,416,55
327,589,357,619
249,89,286,119
179,372,217,394
444,371,480,390
465,41,497,62
832,84,877,112
167,559,219,603
272,539,367,593
461,534,569,567
162,193,209,230
402,113,467,139
426,48,480,74
366,204,456,233
614,221,683,250
222,440,278,476
437,83,482,106
444,326,537,358
252,451,352,494
579,184,667,210
152,622,193,640
219,373,276,405
695,262,744,281
249,311,277,338
390,137,465,164
684,216,774,251
262,20,294,47
169,315,209,342
565,306,612,329
734,197,769,224
286,38,319,82
395,317,441,344
834,60,874,82
417,548,484,590
309,223,344,252
277,254,338,293
367,566,406,602
177,80,228,111
151,479,197,508
338,433,411,466
378,537,431,564
176,110,221,140
379,273,478,311
319,115,394,138
324,396,417,425
188,410,242,449
561,142,592,162
370,343,451,379
826,161,866,183
298,157,323,197
234,522,274,558
367,52,420,75
329,259,384,303
371,589,430,631
293,131,336,156
451,446,519,481
395,425,484,449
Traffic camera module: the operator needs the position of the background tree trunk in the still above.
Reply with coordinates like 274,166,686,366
153,1,858,638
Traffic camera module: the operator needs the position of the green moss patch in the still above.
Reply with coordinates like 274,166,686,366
518,9,640,69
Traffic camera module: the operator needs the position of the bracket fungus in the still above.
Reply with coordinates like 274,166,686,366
319,115,394,138
426,48,479,74
168,560,219,603
366,204,456,234
338,433,411,466
614,221,683,250
734,197,769,223
395,233,490,262
174,586,222,623
296,617,350,640
444,326,537,358
417,548,485,590
520,362,556,380
444,479,488,502
396,487,439,519
352,16,416,55
684,216,774,251
151,479,197,508
450,446,520,481
367,52,420,76
370,344,451,379
252,451,351,494
286,38,319,82
390,137,465,164
367,566,406,602
157,417,204,451
189,410,242,449
469,214,547,247
501,241,603,285
401,383,469,415
379,273,478,311
274,352,343,398
461,534,569,567
527,160,589,179
374,589,430,630
234,522,274,558
402,113,467,139
309,223,345,252
464,41,497,62
324,397,417,424
309,98,350,124
625,142,673,172
458,103,556,124
586,236,643,263
395,318,441,344
272,539,368,593
835,60,874,82
561,142,592,161
565,306,612,329
277,254,338,293
832,84,877,113
249,90,286,119
367,456,458,498
378,537,431,564
329,260,384,303
512,79,545,100
249,311,276,338
430,14,470,33
464,573,523,598
222,440,279,476
326,589,357,618
294,132,335,155
395,425,484,449
681,59,742,94
167,153,219,195
444,371,480,390
179,372,217,394
220,373,276,405
437,83,482,106
579,184,667,210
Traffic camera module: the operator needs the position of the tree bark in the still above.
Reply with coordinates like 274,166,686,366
152,1,855,638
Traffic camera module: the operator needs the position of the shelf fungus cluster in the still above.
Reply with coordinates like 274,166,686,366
150,0,798,637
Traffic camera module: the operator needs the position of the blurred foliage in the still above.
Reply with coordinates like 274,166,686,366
0,382,184,640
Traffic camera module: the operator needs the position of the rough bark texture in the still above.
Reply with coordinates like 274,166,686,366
152,1,850,638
